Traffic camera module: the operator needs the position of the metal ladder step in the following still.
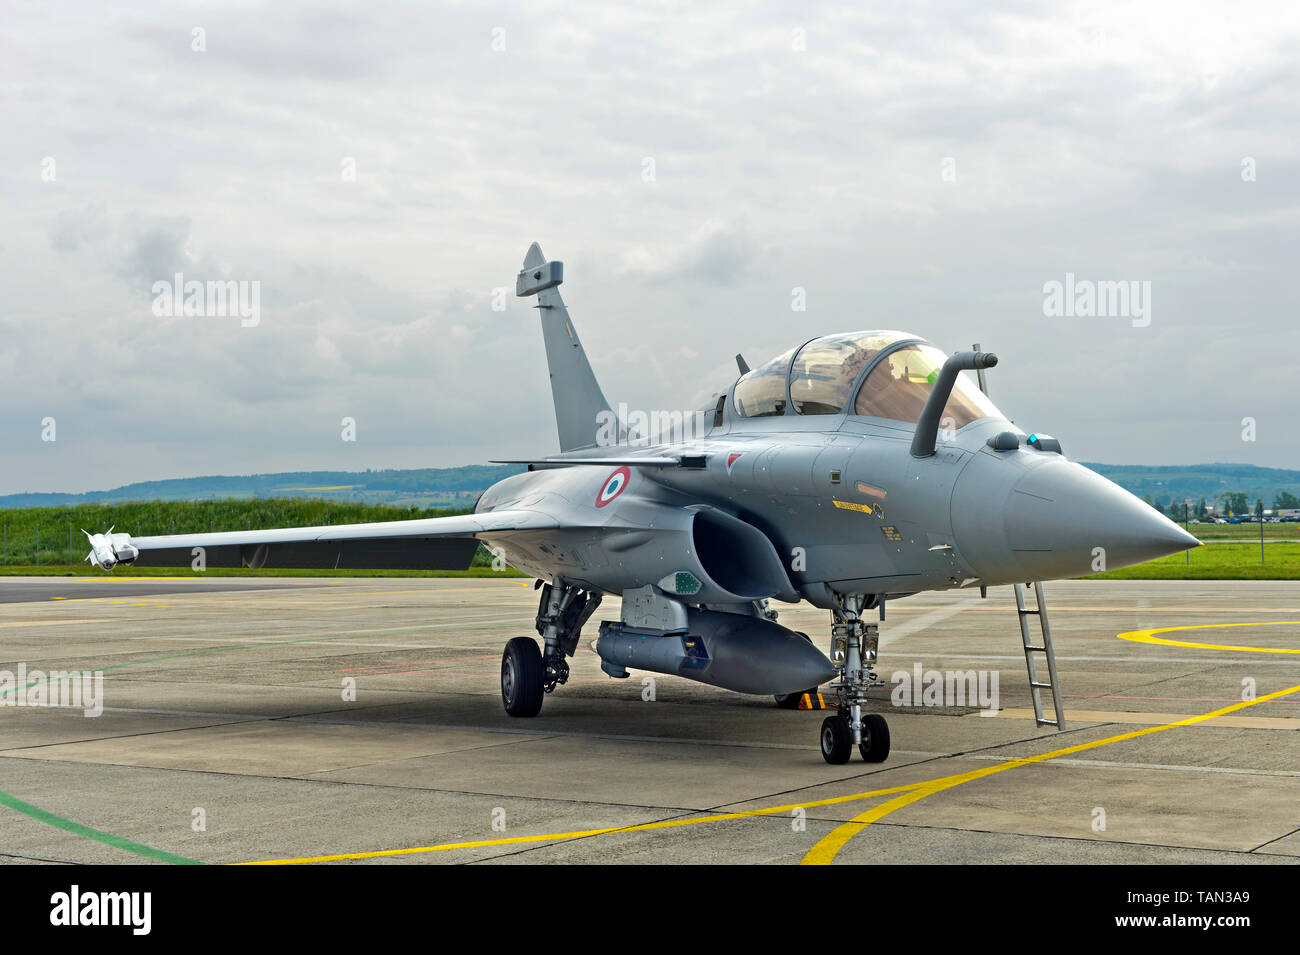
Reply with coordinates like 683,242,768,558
1014,581,1066,730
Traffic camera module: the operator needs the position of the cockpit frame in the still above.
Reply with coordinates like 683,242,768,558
726,330,1004,433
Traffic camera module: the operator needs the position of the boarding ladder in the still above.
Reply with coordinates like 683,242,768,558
1014,582,1066,730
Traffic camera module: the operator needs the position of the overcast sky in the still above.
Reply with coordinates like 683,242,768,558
3,1,1298,495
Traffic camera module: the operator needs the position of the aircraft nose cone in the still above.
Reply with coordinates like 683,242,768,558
1002,460,1199,577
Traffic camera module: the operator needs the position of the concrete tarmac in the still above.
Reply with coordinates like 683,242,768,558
0,576,1295,865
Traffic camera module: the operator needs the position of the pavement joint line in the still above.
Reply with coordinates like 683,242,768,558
837,819,1300,861
233,721,1071,865
4,588,1296,865
0,850,81,865
0,718,269,755
470,815,1300,865
0,620,526,664
0,788,201,865
1250,826,1300,853
293,733,566,779
802,685,1300,865
239,721,1070,864
234,622,1297,865
799,622,1300,865
949,754,1300,777
0,752,732,817
235,781,930,864
0,625,477,864
464,807,719,864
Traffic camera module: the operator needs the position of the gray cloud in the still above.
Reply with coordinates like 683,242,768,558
2,0,1299,494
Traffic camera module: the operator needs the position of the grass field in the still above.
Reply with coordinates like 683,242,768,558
1085,541,1300,580
0,499,473,567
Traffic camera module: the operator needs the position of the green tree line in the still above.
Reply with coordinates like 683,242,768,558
1146,491,1299,519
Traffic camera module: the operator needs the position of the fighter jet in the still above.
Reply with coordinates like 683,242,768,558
91,243,1200,763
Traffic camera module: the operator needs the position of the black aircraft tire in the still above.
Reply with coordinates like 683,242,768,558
820,715,853,764
774,632,819,708
501,637,544,717
858,714,891,762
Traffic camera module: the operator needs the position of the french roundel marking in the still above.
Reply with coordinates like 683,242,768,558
596,466,631,508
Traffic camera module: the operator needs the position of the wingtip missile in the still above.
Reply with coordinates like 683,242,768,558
83,529,139,570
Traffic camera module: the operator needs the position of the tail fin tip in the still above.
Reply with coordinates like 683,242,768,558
513,241,611,452
522,241,545,268
516,242,563,297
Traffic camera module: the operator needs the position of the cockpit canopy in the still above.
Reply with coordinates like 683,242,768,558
732,330,1003,428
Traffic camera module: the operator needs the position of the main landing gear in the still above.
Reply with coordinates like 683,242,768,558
819,593,890,765
500,580,601,717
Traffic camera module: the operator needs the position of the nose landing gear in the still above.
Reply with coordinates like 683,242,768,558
820,593,890,765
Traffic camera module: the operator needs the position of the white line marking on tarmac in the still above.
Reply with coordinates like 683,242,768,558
878,601,972,649
18,705,1300,782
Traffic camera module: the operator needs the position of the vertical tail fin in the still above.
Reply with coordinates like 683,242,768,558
516,242,613,452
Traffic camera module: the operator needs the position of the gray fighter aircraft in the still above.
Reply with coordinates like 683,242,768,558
89,243,1199,763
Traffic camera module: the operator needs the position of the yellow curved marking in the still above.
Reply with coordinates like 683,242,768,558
237,781,925,865
802,621,1299,865
240,620,1298,866
1117,621,1299,654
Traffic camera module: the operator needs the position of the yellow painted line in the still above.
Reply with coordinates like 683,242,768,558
801,621,1300,864
239,621,1299,866
802,680,1300,864
44,598,170,607
39,577,319,584
993,707,1300,730
236,782,927,865
1117,621,1300,654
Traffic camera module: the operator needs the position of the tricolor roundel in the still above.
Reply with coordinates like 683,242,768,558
595,466,631,508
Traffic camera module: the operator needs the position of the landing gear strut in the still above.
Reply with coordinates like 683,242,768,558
499,579,601,718
820,593,890,764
